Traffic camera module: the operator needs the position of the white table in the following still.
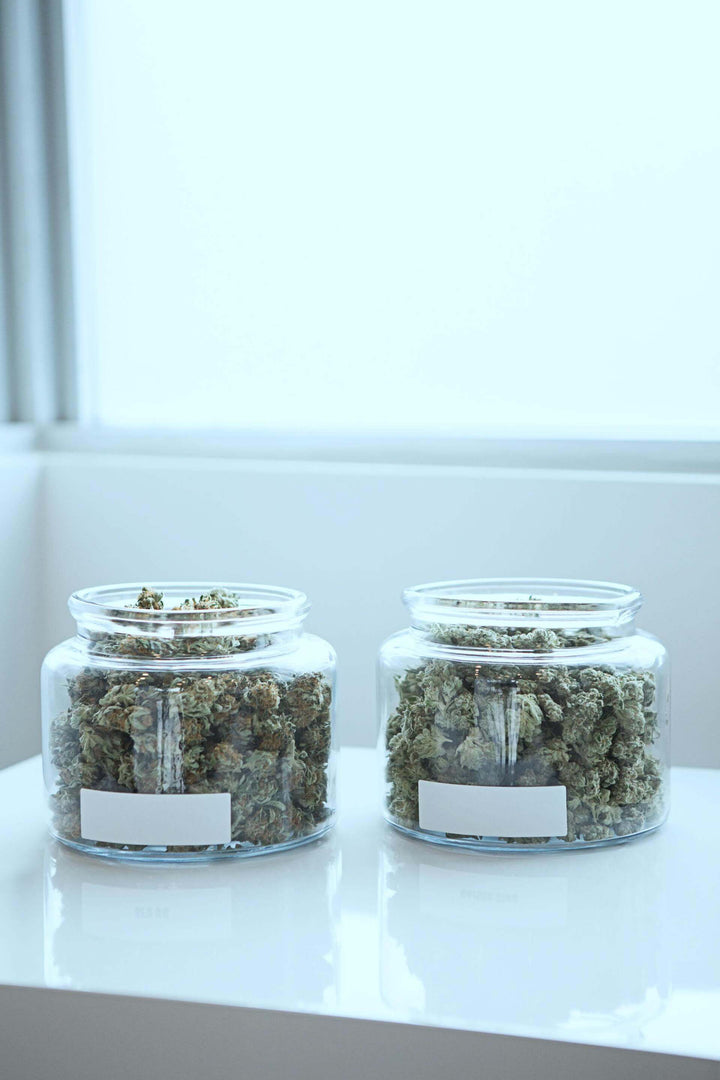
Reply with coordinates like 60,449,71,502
0,750,718,1079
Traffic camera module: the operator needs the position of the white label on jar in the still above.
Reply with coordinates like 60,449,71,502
80,789,232,846
418,781,567,838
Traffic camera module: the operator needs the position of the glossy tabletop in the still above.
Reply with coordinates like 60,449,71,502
0,750,718,1062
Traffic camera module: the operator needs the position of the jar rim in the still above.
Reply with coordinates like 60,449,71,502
69,582,310,635
403,577,643,627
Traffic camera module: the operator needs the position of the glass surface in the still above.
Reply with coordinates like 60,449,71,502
44,837,340,1005
42,583,337,860
378,578,670,851
379,827,670,1040
0,752,707,1060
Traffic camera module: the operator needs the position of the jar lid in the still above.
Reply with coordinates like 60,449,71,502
404,578,643,629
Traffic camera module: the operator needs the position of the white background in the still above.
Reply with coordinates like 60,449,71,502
67,0,720,433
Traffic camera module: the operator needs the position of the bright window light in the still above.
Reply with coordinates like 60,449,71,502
66,0,720,435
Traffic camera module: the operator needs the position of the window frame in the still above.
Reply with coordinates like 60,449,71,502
0,0,76,424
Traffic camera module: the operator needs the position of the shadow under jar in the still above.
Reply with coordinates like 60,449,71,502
42,583,336,861
378,579,669,852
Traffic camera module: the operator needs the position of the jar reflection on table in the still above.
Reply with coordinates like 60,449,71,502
44,834,340,1009
379,827,670,1044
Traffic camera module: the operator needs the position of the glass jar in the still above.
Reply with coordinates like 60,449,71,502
42,583,336,861
378,579,669,851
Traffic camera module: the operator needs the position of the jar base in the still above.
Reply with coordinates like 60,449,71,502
386,817,664,853
52,821,335,863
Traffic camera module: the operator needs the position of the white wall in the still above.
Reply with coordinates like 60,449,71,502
42,454,720,767
0,452,42,766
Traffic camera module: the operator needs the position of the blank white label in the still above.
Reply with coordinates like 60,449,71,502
80,789,232,846
418,781,567,838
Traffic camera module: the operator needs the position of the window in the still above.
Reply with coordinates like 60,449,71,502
64,0,720,435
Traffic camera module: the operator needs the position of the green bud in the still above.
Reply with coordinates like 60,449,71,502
385,622,666,845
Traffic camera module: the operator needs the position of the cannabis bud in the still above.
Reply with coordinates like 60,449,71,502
49,587,333,853
384,622,666,844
